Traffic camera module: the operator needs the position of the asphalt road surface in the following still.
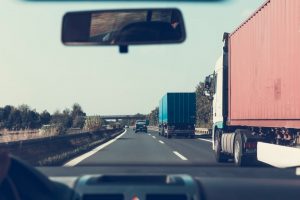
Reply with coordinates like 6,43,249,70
65,128,234,167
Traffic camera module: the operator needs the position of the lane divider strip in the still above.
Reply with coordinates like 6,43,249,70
159,140,165,144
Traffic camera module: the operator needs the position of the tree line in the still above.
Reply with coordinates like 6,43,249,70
0,103,86,131
147,81,212,128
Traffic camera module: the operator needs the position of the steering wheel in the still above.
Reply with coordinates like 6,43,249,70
0,152,19,200
0,152,75,200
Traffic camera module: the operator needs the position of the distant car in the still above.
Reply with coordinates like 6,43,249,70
135,121,147,133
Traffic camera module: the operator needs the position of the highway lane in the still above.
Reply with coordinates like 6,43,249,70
69,128,233,166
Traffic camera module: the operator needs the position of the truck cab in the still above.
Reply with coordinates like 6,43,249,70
212,56,224,137
205,35,261,166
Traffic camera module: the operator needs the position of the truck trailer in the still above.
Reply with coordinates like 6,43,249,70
205,0,300,167
159,93,196,138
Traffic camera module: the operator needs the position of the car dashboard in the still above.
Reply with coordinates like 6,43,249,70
42,165,300,200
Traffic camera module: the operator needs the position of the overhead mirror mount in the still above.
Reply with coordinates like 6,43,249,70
62,9,186,53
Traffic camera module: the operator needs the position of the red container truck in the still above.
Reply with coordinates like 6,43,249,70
205,0,300,167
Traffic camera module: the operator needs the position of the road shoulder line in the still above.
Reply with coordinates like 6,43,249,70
63,129,127,167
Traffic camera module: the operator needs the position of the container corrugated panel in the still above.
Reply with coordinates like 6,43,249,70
159,93,196,124
228,0,300,128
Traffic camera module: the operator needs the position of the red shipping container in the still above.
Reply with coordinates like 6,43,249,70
228,0,300,128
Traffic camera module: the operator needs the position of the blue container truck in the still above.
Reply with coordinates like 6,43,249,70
159,93,196,138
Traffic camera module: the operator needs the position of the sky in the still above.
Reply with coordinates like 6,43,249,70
0,0,265,115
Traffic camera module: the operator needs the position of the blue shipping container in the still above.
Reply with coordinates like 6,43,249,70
159,93,196,125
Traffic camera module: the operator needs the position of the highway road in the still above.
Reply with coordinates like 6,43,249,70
65,128,233,167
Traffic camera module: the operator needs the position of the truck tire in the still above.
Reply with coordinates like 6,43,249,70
214,129,228,163
233,132,246,167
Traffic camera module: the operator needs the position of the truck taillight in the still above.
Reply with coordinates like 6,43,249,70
244,142,257,149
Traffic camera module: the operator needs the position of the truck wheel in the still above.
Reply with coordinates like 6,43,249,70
234,133,246,167
214,129,228,162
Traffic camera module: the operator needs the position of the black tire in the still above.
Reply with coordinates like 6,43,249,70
233,131,248,167
163,129,166,137
190,134,195,139
214,129,228,163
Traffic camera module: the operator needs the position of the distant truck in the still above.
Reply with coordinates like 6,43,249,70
135,120,148,133
205,0,300,166
159,93,196,138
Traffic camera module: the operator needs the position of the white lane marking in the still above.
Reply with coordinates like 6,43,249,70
64,129,127,167
173,151,188,161
152,136,156,139
198,138,212,143
159,140,165,144
148,134,151,136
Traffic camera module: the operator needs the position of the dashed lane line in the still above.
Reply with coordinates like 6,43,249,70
173,151,188,161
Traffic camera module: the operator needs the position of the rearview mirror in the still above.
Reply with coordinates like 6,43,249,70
205,76,213,89
62,9,186,53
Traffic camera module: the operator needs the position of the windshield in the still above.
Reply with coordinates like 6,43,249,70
2,0,299,169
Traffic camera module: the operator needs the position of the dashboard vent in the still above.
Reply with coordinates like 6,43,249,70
87,175,184,185
82,194,124,200
146,194,188,200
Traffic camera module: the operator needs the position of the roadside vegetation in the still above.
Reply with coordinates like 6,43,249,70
0,103,86,131
0,103,91,142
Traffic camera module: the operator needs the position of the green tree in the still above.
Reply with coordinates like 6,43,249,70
7,108,22,130
18,104,41,129
147,107,159,126
50,109,72,134
2,105,13,129
71,103,86,128
40,110,51,125
195,82,213,128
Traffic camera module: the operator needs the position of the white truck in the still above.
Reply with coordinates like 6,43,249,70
205,0,300,167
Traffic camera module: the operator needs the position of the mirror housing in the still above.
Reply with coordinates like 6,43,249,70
62,9,186,53
204,76,213,89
